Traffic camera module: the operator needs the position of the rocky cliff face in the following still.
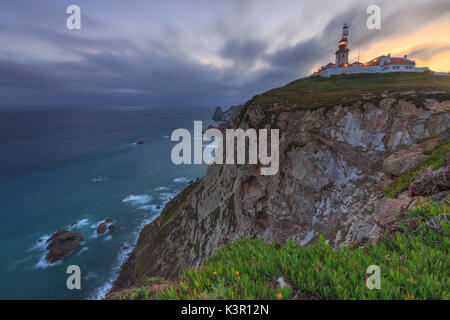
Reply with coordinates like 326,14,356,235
111,92,449,293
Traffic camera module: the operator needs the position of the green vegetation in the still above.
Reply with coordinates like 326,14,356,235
383,139,450,198
253,73,450,110
114,277,171,300
238,73,450,127
123,199,449,300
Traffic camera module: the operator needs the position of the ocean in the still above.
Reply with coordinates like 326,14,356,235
0,106,214,299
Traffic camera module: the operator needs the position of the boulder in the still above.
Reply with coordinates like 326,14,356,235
375,195,413,227
105,218,113,224
136,140,145,145
45,230,83,263
382,138,439,177
97,222,107,234
108,224,115,232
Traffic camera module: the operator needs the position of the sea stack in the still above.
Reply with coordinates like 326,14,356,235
45,230,83,263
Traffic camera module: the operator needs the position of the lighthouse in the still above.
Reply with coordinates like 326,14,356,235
335,24,350,66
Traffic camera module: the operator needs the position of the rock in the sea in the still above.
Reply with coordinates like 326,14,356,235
45,230,83,263
212,105,243,122
105,218,113,224
136,140,145,145
212,106,226,122
122,245,129,251
108,224,115,232
156,205,161,209
97,222,107,234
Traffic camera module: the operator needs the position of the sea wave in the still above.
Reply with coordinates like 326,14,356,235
89,184,180,300
87,214,155,300
77,246,89,256
122,194,152,206
173,177,190,183
68,218,90,230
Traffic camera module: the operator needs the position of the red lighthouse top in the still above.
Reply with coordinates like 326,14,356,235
338,23,350,49
339,38,347,49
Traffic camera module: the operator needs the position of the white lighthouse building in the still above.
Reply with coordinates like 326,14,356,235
316,24,430,77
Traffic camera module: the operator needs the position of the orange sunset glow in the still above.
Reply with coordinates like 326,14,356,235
357,24,450,72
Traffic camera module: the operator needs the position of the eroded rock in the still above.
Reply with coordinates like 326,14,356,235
97,223,107,234
45,230,83,263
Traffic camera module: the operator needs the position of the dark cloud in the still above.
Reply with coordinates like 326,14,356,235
220,39,267,68
408,44,450,61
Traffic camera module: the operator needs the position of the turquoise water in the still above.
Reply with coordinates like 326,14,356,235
0,106,213,299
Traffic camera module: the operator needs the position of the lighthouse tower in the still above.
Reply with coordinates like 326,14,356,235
335,24,350,66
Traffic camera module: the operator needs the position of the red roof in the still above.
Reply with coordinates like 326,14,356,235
373,55,387,61
384,58,415,65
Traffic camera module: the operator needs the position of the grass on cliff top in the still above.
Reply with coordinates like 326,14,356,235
383,139,450,198
241,72,450,116
125,198,449,300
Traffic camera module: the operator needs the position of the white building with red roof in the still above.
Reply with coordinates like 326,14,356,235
316,25,430,77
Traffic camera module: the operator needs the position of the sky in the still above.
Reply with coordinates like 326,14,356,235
0,0,449,108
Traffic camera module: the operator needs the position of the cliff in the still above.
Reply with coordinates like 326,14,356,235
110,73,450,296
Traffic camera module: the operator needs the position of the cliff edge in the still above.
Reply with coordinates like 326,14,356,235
109,73,450,296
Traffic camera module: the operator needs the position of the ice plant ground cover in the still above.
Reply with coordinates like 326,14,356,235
120,198,449,300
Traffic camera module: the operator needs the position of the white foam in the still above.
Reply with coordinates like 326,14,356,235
91,176,109,182
29,235,50,252
173,177,190,183
155,186,171,191
89,214,159,300
77,247,89,256
68,218,89,230
122,194,152,206
89,184,183,300
137,204,159,211
159,192,175,204
35,255,62,269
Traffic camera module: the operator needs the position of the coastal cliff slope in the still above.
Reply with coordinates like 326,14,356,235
110,73,450,295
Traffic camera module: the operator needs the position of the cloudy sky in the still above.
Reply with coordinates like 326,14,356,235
1,0,449,108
